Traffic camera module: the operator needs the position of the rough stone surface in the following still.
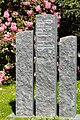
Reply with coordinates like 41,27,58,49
16,31,33,116
36,14,57,117
59,36,77,117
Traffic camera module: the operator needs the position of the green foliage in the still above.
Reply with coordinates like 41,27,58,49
0,84,16,119
56,0,80,80
56,0,80,36
76,81,80,113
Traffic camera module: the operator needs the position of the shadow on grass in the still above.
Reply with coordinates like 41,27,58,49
9,100,16,115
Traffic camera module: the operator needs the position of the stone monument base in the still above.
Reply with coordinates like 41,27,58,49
8,113,80,120
8,113,34,118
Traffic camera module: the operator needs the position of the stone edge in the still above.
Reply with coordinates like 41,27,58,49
7,113,80,120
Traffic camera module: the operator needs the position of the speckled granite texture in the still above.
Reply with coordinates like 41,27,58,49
36,14,57,117
16,31,33,116
59,36,77,117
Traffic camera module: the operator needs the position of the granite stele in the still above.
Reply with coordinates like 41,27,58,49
15,14,77,119
36,14,57,117
16,31,33,116
59,36,77,117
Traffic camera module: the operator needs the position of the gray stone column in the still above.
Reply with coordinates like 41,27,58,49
59,36,77,117
36,14,57,117
16,31,33,116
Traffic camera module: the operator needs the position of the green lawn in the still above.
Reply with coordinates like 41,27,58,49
0,84,16,120
0,81,80,120
76,81,80,114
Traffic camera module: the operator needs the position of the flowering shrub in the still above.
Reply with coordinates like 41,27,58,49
56,0,80,80
0,0,61,84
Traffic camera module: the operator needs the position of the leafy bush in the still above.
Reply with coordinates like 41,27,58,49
56,0,80,36
56,0,80,79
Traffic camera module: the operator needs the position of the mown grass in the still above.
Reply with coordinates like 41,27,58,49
76,81,80,114
0,84,16,120
0,81,80,120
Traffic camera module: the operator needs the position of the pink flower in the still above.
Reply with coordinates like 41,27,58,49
0,71,5,78
27,10,32,16
52,5,57,11
50,0,55,3
42,12,46,16
77,66,80,72
24,21,27,26
0,26,4,32
57,62,60,71
18,29,22,32
34,35,36,41
57,15,61,28
3,36,9,41
12,11,18,16
34,44,36,49
0,71,5,84
50,9,53,13
78,53,80,58
57,15,61,23
11,22,16,26
24,1,30,6
35,5,41,12
27,22,33,27
25,28,29,31
54,12,58,17
45,1,51,9
32,0,37,2
11,43,16,48
5,32,12,38
5,22,11,26
54,12,61,27
11,23,17,31
7,2,11,6
0,19,2,24
5,65,10,70
2,24,7,29
3,33,13,41
7,32,12,37
7,17,12,22
11,26,17,31
57,24,60,28
4,10,9,18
